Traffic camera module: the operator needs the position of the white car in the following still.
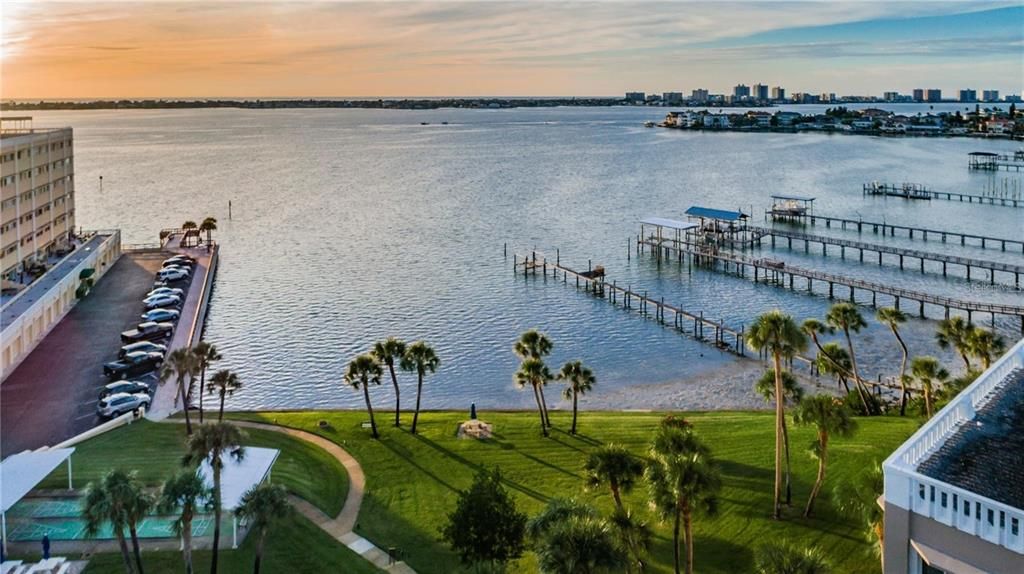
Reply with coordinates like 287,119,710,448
163,256,195,268
144,294,182,309
141,308,181,323
146,287,184,298
157,268,190,282
97,392,151,418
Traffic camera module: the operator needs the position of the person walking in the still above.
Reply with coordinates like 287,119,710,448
42,534,51,560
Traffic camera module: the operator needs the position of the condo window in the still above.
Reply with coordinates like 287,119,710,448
963,500,970,516
987,509,995,525
1013,518,1019,536
929,486,935,502
918,484,925,500
940,492,947,508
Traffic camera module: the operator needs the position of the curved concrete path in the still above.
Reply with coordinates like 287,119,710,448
168,419,414,573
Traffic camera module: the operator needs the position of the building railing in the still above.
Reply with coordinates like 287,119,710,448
884,337,1024,555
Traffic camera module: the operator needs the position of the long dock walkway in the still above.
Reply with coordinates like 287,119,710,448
747,226,1024,287
863,182,1021,207
512,252,747,355
764,211,1024,253
638,239,1024,333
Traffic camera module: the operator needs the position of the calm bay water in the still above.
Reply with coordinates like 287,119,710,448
31,106,1024,411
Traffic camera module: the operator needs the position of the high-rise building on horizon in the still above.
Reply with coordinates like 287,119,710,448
625,92,645,104
752,84,769,101
982,90,1000,102
884,91,900,102
771,86,785,101
690,89,709,103
912,89,925,102
1,117,76,279
662,92,683,106
733,84,750,99
959,89,977,102
926,89,942,102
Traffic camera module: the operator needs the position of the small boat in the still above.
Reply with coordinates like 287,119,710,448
420,122,430,126
441,121,449,125
643,121,656,128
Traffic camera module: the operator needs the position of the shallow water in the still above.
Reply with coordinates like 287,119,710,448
31,106,1024,411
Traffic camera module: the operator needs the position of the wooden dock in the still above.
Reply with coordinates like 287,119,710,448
746,226,1024,287
512,252,747,355
969,153,1024,172
764,211,1024,253
863,182,1020,207
636,238,1024,333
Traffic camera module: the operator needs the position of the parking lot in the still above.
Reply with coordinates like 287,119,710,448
1,251,172,456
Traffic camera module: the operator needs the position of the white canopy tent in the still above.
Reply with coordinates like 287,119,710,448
1,448,75,553
198,447,279,548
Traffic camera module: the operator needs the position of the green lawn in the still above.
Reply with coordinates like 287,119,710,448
230,410,918,574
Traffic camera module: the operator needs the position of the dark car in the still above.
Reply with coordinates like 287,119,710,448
120,321,174,344
99,380,150,399
119,340,167,359
103,351,163,380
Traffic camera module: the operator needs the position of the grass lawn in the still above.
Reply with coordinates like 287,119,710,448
32,420,374,573
231,410,919,574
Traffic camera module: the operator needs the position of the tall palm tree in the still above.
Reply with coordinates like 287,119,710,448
183,422,246,574
645,424,721,574
754,540,832,574
935,317,974,370
192,342,221,424
158,470,211,574
207,369,242,422
833,463,885,569
515,358,553,437
514,329,554,427
372,337,407,427
235,482,292,574
583,444,644,511
160,348,197,434
182,220,198,233
746,310,807,519
199,217,218,246
344,353,383,438
815,342,853,393
400,341,440,434
876,307,910,416
535,515,626,574
557,361,595,435
825,303,876,415
82,470,138,574
754,369,803,507
966,327,1006,370
793,395,857,517
123,475,153,574
910,356,950,418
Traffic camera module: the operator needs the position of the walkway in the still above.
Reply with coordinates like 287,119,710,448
227,420,415,574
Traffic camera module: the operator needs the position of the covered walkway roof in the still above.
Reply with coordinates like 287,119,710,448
199,446,279,510
640,217,698,231
1,448,75,552
685,206,748,222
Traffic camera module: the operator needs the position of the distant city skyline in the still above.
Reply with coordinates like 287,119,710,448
2,1,1022,99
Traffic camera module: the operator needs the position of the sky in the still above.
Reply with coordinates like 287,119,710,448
1,1,1022,99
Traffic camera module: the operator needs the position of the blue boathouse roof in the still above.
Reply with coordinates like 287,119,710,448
684,206,748,221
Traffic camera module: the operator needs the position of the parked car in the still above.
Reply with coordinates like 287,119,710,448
103,351,164,380
146,286,184,298
99,380,150,399
97,392,151,418
120,321,174,343
119,340,167,358
161,263,191,273
140,308,180,323
164,254,196,265
157,268,190,282
143,295,182,310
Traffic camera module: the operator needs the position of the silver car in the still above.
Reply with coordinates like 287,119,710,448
97,392,151,418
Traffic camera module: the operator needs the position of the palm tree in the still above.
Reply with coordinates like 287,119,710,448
833,463,885,569
608,508,652,574
754,368,803,507
158,470,211,574
372,337,407,427
123,475,153,574
966,327,1005,370
935,317,974,370
583,444,644,511
160,348,197,434
746,310,807,519
192,342,221,424
557,361,595,435
83,470,139,574
183,422,246,574
182,220,197,233
207,369,242,422
754,540,832,574
792,395,857,517
514,329,554,427
199,217,217,246
399,341,440,434
344,353,383,438
535,515,626,574
876,307,910,415
515,358,553,437
645,424,721,574
910,356,949,418
825,303,876,415
235,482,292,574
526,497,596,543
815,342,853,394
